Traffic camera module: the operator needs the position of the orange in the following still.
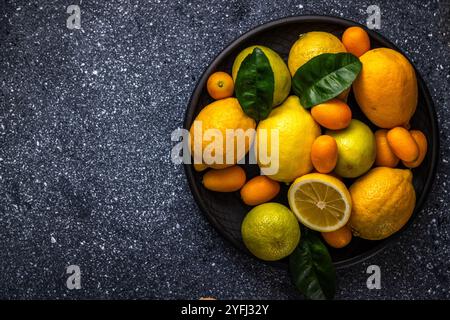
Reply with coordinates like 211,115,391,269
240,176,280,206
311,99,352,130
202,166,246,192
374,129,399,167
189,98,256,169
321,225,352,248
193,163,208,172
342,26,370,57
206,71,234,100
386,127,419,162
311,135,338,174
403,130,428,168
353,48,418,128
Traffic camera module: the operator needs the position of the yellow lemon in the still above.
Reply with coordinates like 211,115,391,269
241,203,300,261
232,45,291,107
353,48,418,128
288,31,347,77
256,96,320,183
288,173,352,232
288,31,349,100
349,167,416,240
189,97,256,169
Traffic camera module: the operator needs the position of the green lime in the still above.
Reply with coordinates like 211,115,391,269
327,119,376,178
241,203,301,261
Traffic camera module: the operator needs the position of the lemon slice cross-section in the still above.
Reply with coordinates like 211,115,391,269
288,173,352,232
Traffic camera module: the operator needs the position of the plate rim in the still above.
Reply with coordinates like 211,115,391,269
183,15,440,269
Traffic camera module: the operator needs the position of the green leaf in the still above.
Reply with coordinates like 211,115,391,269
292,52,362,108
235,48,274,121
289,230,336,300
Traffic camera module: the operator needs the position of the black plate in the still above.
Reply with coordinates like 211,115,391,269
183,16,439,269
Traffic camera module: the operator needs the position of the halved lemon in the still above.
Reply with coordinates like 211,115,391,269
288,173,352,232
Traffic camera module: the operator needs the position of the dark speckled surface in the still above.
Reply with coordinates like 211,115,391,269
0,0,449,299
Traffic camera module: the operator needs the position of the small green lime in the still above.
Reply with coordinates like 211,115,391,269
327,119,376,178
241,202,301,261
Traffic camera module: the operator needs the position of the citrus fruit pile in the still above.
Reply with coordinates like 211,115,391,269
189,25,428,298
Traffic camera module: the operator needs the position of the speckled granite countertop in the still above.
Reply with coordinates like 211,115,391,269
0,0,449,299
